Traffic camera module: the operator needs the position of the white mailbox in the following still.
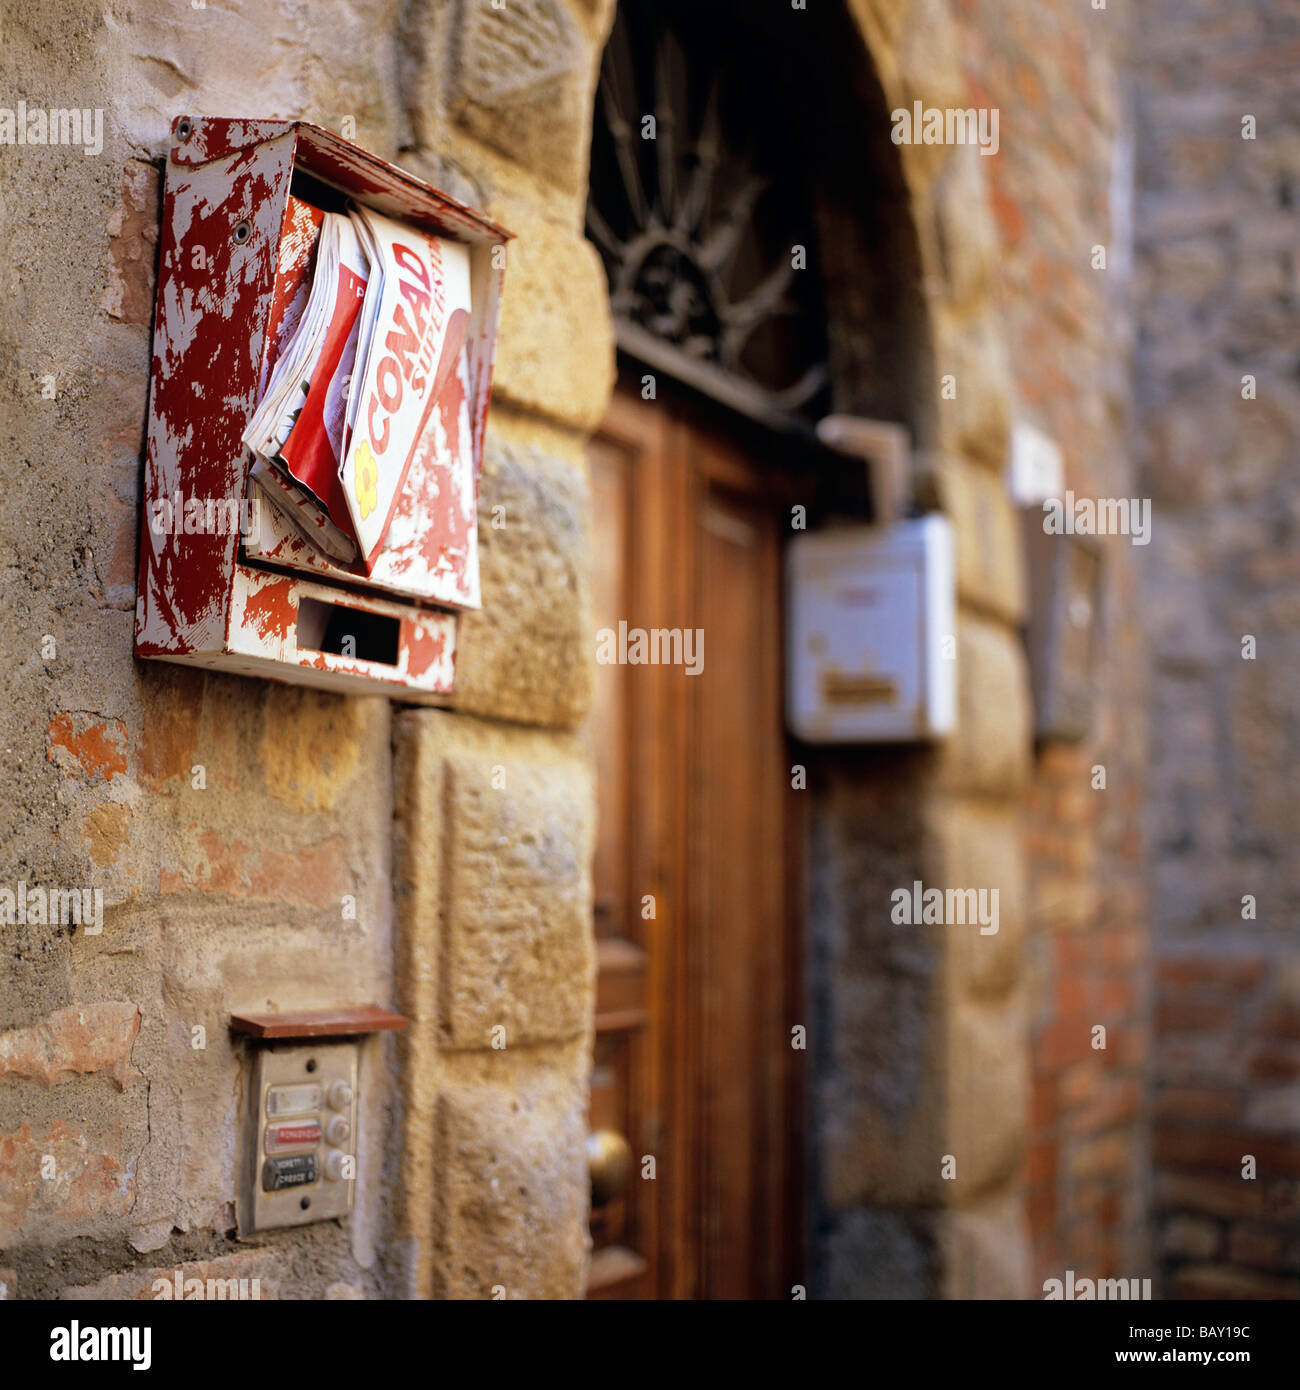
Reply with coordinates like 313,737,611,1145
786,515,956,743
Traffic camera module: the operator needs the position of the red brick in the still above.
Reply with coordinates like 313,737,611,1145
1055,973,1088,1016
1059,1060,1102,1110
1226,1225,1288,1272
1171,1264,1300,1300
1110,1025,1148,1069
1037,1019,1095,1068
1263,1182,1300,1218
1262,1006,1300,1042
45,712,128,783
1155,1173,1266,1219
1156,958,1265,992
1030,1077,1057,1130
0,1118,134,1237
136,665,204,790
1100,976,1135,1014
103,161,162,326
159,832,350,909
1027,1140,1058,1185
1027,1184,1058,1239
1154,1087,1241,1123
1066,1079,1141,1135
0,1004,141,1090
1069,1133,1131,1181
1157,999,1233,1033
1102,929,1142,968
1055,934,1092,973
1152,1129,1300,1177
1248,1048,1300,1082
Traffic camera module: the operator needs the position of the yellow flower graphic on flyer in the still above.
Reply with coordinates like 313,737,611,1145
354,439,379,520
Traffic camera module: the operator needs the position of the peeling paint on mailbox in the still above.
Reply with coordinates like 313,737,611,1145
134,115,512,700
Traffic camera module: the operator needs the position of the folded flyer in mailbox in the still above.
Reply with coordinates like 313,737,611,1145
243,200,474,581
338,205,472,573
243,208,370,563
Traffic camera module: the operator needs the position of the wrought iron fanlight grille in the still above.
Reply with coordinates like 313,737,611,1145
586,1,830,430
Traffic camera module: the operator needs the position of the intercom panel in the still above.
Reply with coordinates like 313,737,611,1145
241,1041,358,1234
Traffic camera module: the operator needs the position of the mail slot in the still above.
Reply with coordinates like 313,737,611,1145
134,116,513,700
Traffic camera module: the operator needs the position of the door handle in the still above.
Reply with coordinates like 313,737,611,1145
587,1129,633,1207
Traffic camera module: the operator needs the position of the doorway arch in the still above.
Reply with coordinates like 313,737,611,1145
581,0,939,1299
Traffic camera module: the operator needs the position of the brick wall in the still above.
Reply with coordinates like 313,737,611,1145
1135,0,1300,1300
947,0,1152,1292
1136,0,1300,1299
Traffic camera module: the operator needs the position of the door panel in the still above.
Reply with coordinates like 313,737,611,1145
585,415,658,1298
585,387,798,1299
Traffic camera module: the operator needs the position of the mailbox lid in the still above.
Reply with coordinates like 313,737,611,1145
170,115,512,502
170,116,513,245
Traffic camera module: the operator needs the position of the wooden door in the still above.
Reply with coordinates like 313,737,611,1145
585,386,801,1299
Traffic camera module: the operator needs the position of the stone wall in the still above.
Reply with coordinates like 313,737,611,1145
1134,0,1300,1300
0,0,613,1300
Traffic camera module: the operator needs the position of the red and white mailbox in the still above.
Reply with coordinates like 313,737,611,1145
134,116,512,699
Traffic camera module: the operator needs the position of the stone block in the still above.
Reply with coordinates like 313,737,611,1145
445,0,595,201
490,205,616,430
938,613,1032,793
937,1190,1033,1299
452,440,593,730
394,712,594,1048
932,145,998,313
930,801,1026,999
947,991,1029,1198
434,1074,589,1298
935,456,1027,624
936,312,1013,472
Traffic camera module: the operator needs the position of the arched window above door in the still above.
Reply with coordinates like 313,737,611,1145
586,0,831,432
